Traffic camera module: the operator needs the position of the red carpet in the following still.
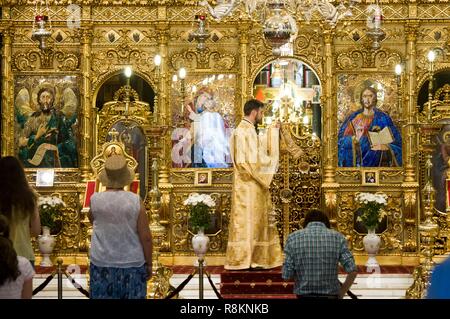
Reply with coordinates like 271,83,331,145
168,265,225,274
219,265,415,299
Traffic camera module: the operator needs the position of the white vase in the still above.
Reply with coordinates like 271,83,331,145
38,226,56,267
363,228,381,267
192,227,210,263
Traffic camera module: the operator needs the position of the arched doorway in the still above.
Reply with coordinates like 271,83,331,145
252,58,322,243
95,72,155,200
417,70,450,214
253,58,322,139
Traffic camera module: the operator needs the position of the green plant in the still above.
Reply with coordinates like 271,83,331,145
189,203,211,232
38,196,65,232
184,193,215,232
355,192,388,230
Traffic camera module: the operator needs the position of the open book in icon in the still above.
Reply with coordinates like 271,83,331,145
368,127,393,147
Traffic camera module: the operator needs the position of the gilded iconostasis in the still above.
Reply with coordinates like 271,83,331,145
1,1,450,268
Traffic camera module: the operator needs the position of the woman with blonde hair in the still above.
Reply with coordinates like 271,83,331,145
0,156,41,267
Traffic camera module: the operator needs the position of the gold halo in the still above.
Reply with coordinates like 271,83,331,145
31,82,59,111
354,80,385,109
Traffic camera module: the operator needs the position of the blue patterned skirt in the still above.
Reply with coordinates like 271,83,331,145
89,263,147,299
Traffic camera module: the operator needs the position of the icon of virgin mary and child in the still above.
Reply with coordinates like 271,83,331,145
186,88,231,168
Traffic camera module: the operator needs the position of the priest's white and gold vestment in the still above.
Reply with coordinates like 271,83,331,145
225,119,283,270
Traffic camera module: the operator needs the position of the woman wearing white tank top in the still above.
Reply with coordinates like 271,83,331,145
88,155,153,299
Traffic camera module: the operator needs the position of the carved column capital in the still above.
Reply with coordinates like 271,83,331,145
155,22,170,44
323,29,335,44
2,27,14,41
79,28,93,44
405,22,420,42
237,21,252,44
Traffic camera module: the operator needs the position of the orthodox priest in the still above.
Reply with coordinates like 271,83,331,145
225,99,303,270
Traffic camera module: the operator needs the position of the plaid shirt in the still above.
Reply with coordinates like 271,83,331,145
282,222,357,296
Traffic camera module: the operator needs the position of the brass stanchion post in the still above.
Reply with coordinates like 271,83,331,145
198,259,204,299
57,257,63,299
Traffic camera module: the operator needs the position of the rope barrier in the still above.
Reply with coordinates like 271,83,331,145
32,259,90,299
204,270,222,299
64,271,90,298
32,271,56,296
339,281,358,299
34,265,355,300
164,269,197,299
163,267,223,299
347,289,358,299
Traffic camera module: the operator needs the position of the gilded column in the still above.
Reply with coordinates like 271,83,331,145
238,21,251,118
402,22,420,254
80,27,93,181
1,28,13,156
156,14,169,127
155,12,172,245
321,29,339,223
404,23,419,183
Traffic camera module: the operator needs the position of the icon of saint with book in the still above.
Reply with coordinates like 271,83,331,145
338,86,402,167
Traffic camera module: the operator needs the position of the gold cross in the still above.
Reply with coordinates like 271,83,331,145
108,128,119,142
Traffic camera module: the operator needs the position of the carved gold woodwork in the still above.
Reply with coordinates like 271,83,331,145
270,133,322,244
402,189,418,253
248,31,324,82
13,48,79,71
91,42,158,93
91,129,138,180
338,192,403,253
293,32,324,77
32,191,81,253
97,87,153,145
171,191,231,253
430,84,450,122
324,191,337,209
336,47,402,70
92,7,158,22
26,169,82,185
170,47,237,71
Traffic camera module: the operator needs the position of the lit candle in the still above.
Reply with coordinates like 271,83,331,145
374,12,381,29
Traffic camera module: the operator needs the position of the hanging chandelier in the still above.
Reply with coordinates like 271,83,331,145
31,0,52,50
365,3,385,50
190,15,211,51
200,0,356,25
262,1,297,55
201,0,355,54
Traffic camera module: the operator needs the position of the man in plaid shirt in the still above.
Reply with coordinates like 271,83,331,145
282,209,357,299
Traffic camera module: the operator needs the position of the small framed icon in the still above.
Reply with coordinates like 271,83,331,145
36,169,55,187
194,170,212,186
362,170,379,186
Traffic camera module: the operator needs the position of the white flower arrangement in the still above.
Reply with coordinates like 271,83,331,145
184,193,215,232
183,193,215,208
38,195,66,231
355,192,388,230
37,196,66,208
